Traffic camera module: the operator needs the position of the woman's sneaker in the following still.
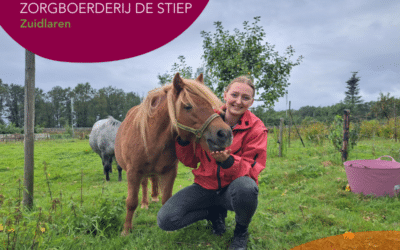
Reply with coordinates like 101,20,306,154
229,223,248,250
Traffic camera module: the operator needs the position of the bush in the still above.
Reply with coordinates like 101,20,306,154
328,115,343,152
301,121,328,145
34,125,44,133
0,123,23,134
61,197,125,238
328,115,359,153
64,124,74,137
379,118,400,139
359,120,380,139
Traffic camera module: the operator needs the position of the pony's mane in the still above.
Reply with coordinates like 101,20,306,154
133,77,223,149
106,116,121,127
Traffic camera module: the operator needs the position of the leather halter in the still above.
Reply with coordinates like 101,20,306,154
176,113,220,143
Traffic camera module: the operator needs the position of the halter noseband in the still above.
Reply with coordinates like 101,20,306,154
176,113,220,143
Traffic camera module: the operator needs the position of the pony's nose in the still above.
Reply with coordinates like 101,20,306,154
217,129,232,142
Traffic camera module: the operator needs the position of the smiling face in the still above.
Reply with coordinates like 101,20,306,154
223,81,254,117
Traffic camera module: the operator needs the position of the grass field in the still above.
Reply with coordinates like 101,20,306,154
1,136,400,249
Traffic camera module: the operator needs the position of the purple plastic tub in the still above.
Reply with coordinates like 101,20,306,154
344,156,400,197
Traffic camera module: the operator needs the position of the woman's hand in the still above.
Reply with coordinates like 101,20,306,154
210,149,232,162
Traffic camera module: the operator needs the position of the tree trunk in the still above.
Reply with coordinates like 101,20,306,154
23,50,35,209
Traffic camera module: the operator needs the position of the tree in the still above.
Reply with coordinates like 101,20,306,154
157,55,193,85
344,71,363,111
0,79,8,124
34,87,50,127
91,89,108,121
5,83,25,127
47,86,71,127
72,82,95,127
370,92,400,120
93,86,127,121
123,92,142,117
200,16,303,107
104,87,125,120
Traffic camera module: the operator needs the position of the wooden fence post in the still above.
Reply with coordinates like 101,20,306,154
279,118,284,157
23,50,35,210
342,109,350,162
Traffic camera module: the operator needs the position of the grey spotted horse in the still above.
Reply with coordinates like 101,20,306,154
89,116,123,181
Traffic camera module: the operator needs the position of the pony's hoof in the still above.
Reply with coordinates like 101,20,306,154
151,197,159,202
141,204,149,210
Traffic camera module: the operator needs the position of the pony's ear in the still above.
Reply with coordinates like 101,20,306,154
196,73,204,83
173,73,184,94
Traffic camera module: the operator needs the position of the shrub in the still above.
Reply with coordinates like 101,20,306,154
63,124,73,137
61,197,125,238
379,118,400,139
328,115,359,153
0,123,23,134
34,125,44,133
359,120,380,139
301,121,328,145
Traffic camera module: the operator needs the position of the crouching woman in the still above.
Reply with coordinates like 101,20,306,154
157,76,268,250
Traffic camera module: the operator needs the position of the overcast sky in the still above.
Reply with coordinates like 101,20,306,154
1,0,399,112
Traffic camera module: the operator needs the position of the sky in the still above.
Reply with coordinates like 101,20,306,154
1,0,399,112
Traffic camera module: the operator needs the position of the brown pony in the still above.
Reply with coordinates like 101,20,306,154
115,73,233,235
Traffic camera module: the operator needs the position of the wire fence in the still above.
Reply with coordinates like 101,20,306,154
0,133,50,142
0,127,92,142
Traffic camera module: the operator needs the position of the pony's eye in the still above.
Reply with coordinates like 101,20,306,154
184,104,193,110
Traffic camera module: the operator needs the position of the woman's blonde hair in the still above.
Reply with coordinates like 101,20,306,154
225,75,255,97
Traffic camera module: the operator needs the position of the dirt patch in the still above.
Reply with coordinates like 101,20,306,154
322,161,333,167
291,231,400,250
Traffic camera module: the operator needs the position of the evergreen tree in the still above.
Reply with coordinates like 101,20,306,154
344,71,363,109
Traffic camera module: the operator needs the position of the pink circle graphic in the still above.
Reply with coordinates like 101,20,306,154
0,1,209,62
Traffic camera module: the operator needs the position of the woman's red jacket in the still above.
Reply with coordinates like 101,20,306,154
175,109,268,190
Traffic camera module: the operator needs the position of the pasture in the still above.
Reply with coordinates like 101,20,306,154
1,136,400,249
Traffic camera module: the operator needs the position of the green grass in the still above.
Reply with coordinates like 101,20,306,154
1,137,400,249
